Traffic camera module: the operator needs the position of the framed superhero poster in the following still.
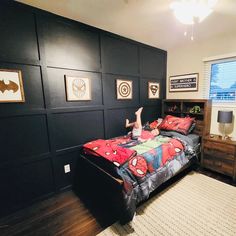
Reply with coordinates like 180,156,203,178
0,69,25,103
116,79,133,100
65,76,91,101
148,82,160,99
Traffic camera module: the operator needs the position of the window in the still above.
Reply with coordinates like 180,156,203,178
204,56,236,103
210,60,236,101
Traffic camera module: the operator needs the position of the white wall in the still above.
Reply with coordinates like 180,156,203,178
167,31,236,137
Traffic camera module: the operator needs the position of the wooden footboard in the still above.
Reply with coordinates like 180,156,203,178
74,152,198,225
73,153,127,226
80,154,124,186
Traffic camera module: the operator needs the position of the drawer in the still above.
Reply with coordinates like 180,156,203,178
204,141,235,155
203,148,235,161
202,153,215,168
202,154,234,176
202,157,214,166
214,160,234,176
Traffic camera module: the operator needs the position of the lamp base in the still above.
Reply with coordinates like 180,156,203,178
221,123,227,140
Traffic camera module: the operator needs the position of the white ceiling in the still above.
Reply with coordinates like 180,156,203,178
17,0,236,50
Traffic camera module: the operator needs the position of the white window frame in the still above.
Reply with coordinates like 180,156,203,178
203,53,236,107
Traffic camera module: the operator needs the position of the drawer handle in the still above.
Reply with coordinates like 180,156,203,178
215,161,222,167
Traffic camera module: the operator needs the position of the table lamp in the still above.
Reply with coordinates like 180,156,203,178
217,110,233,139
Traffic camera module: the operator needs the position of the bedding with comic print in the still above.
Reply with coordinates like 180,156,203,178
82,132,197,223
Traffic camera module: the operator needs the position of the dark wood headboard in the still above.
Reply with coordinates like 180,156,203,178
162,99,212,137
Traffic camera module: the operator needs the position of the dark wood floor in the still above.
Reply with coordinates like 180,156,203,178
0,191,104,236
0,168,235,236
197,167,236,187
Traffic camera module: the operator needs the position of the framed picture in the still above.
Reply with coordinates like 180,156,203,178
0,69,25,103
116,79,133,100
148,82,160,99
169,73,199,92
65,76,91,101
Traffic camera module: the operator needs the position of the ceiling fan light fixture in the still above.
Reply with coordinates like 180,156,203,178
171,0,218,25
170,0,218,40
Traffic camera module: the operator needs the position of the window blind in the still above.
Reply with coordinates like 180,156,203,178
203,61,211,99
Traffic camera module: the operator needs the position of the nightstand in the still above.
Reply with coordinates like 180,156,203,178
202,135,236,182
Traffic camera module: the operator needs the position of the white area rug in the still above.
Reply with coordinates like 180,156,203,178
98,172,236,236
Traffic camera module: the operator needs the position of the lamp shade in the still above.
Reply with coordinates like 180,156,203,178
217,111,233,123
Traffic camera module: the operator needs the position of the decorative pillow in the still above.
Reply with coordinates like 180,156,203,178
148,119,163,130
143,120,160,131
149,120,159,129
159,115,195,135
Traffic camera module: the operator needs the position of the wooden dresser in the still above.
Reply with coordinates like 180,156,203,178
202,135,236,181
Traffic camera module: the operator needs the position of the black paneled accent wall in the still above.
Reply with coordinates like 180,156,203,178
0,0,167,217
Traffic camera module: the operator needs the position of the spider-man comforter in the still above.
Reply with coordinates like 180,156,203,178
82,134,196,223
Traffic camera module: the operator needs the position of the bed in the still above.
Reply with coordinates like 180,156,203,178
76,100,211,225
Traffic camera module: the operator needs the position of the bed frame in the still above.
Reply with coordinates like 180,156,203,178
75,99,212,224
76,153,198,224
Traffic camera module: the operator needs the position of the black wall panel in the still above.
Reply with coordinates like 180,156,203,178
0,0,167,217
142,105,162,123
0,159,54,217
140,47,166,78
54,151,78,189
0,2,39,62
53,111,104,151
106,106,162,138
101,35,139,75
47,68,102,108
103,74,139,108
42,15,100,71
106,107,138,138
0,115,49,164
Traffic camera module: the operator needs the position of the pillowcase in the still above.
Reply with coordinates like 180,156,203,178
149,120,159,129
159,115,195,135
143,119,163,131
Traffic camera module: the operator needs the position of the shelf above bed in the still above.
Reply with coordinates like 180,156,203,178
182,112,204,116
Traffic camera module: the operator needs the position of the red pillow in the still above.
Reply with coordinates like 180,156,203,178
159,115,195,135
149,120,158,129
149,119,163,129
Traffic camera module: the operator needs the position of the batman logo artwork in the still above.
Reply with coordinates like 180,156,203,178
0,80,19,93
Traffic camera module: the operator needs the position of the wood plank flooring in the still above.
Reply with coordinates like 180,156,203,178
0,191,104,236
0,168,235,236
197,166,236,186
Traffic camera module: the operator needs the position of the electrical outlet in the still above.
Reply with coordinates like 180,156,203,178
64,164,71,173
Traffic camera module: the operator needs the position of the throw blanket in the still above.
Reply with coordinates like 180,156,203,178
127,138,184,178
83,139,136,167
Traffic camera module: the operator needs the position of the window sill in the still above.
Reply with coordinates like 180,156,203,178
212,101,236,108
